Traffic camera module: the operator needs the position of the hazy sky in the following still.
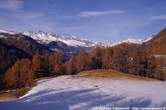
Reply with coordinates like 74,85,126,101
0,0,166,42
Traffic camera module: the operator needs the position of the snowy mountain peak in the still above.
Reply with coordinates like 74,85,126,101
23,31,101,47
23,31,59,44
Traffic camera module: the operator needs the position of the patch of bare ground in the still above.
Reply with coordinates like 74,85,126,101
77,69,156,81
0,77,54,102
0,87,30,102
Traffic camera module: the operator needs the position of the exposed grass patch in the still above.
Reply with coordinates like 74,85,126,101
0,91,16,102
0,87,30,102
77,69,156,81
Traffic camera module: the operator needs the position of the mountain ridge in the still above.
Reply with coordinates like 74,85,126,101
23,31,101,47
0,29,152,48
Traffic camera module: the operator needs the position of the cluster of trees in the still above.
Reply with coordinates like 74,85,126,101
3,50,64,90
65,45,162,80
4,59,33,89
3,47,105,89
31,51,64,78
65,46,145,75
2,44,164,90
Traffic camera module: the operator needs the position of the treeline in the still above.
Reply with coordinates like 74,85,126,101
2,44,164,90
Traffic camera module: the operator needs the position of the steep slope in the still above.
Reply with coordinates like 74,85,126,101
0,32,51,83
144,27,166,55
0,41,29,74
0,33,50,55
0,40,31,89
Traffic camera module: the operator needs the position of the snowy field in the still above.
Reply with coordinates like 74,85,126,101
0,75,166,110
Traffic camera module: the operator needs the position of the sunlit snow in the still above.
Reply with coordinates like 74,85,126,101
1,76,166,110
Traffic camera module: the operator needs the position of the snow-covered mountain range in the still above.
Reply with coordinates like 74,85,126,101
23,31,153,47
23,31,101,47
0,29,152,47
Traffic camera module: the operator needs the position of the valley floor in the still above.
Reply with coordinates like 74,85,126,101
0,74,166,110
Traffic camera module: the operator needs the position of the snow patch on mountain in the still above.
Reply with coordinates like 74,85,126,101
0,29,18,35
109,37,152,47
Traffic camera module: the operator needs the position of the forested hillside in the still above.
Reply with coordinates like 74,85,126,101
0,27,166,91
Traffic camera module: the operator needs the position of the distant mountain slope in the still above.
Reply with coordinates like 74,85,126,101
45,41,93,59
0,33,50,55
109,37,152,47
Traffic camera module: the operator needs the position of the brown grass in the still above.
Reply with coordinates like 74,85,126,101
0,92,16,102
0,87,30,102
77,69,156,81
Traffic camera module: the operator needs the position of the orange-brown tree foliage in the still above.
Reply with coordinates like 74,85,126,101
90,47,103,69
76,49,91,72
53,51,64,75
66,56,78,75
4,59,34,89
102,47,113,69
32,51,43,78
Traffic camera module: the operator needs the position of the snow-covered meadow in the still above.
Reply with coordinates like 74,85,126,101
0,75,166,110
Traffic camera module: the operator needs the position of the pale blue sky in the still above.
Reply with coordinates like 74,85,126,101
0,0,166,42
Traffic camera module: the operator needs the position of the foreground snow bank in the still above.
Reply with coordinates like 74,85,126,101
0,76,166,110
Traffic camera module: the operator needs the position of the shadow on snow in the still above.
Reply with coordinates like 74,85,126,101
0,88,154,110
